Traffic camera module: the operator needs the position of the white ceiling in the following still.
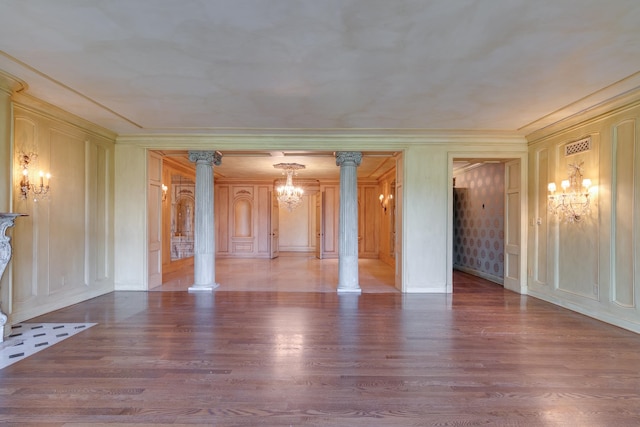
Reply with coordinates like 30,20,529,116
1,1,639,179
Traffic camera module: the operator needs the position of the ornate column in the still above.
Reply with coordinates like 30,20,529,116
0,213,25,342
336,151,362,293
187,150,222,292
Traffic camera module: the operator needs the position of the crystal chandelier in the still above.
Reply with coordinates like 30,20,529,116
273,163,305,212
547,161,594,223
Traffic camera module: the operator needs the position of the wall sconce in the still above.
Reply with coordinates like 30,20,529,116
162,184,168,202
379,193,393,213
548,161,595,223
19,152,51,202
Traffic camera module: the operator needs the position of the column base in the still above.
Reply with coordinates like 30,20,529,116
0,310,7,343
188,283,220,293
337,287,362,294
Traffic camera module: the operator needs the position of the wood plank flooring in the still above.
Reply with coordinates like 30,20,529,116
1,271,640,426
155,255,399,293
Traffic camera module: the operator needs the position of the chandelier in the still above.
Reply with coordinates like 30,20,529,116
274,163,305,211
547,161,594,223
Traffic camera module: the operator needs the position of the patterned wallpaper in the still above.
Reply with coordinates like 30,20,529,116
453,163,505,281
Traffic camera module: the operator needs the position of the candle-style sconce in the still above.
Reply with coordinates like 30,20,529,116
378,193,393,213
18,152,51,202
162,184,168,202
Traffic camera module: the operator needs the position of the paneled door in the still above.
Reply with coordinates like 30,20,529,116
394,154,403,291
315,192,324,259
504,160,521,292
270,191,279,259
147,152,163,289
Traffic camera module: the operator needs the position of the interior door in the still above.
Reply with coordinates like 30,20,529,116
147,152,163,289
315,191,324,259
504,159,521,292
394,154,403,291
394,183,402,291
270,191,279,259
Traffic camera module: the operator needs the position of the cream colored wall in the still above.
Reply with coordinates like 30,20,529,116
527,97,640,333
114,144,147,290
9,96,115,322
402,145,451,292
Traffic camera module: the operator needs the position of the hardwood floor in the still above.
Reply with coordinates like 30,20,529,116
155,254,399,293
1,271,640,425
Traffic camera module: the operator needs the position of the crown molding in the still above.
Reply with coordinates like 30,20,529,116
116,130,526,150
524,74,640,144
0,69,27,95
12,92,118,141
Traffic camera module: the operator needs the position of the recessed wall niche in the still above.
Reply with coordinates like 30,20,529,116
170,174,195,261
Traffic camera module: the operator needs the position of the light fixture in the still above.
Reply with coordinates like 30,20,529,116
161,184,168,202
18,152,51,202
548,161,594,223
273,163,305,212
379,193,393,213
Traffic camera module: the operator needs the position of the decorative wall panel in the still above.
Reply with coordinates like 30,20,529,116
215,185,229,253
257,186,270,255
233,199,252,238
556,137,599,299
12,118,36,303
377,169,396,268
453,163,505,281
11,103,114,323
612,120,636,307
321,185,339,258
534,148,550,285
49,128,86,293
90,142,110,283
358,184,380,258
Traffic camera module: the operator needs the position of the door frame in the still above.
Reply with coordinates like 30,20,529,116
447,151,528,294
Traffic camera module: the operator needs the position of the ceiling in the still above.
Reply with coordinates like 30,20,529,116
163,150,398,180
1,1,639,179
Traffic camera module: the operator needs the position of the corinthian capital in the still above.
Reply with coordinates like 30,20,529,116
335,151,362,167
188,150,222,166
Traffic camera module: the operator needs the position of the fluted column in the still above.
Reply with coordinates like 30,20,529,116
188,150,222,292
336,151,362,293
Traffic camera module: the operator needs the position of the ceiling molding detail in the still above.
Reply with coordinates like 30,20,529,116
116,131,527,151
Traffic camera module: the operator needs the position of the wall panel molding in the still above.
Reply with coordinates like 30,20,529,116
11,104,114,323
611,119,636,307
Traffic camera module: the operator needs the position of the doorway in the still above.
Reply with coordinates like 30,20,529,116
151,150,402,292
449,155,526,294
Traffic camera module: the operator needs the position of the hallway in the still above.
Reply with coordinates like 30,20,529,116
155,254,399,293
